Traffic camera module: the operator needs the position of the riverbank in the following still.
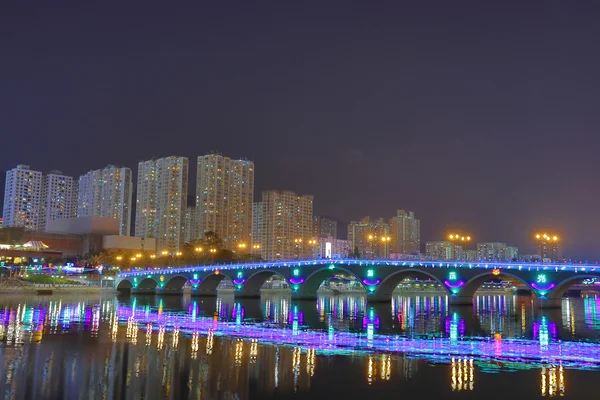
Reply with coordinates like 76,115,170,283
0,283,115,295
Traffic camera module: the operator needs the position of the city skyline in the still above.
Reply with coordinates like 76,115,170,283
3,2,600,258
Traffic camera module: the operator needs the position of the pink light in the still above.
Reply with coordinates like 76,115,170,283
444,280,464,289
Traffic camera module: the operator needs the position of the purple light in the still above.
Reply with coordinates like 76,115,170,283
444,280,464,289
189,279,201,285
531,282,556,291
232,278,246,285
115,305,600,368
362,278,380,286
289,277,305,285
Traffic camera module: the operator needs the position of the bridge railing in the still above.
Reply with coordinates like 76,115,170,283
117,258,598,278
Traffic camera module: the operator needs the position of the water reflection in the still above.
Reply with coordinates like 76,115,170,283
0,294,597,398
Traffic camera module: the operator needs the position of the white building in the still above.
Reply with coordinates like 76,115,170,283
135,156,188,253
2,165,43,230
196,154,254,248
77,165,133,236
40,171,76,231
313,236,349,259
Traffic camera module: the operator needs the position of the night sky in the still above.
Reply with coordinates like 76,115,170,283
2,1,600,258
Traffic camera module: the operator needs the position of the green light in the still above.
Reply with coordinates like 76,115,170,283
328,265,335,270
293,269,300,276
449,271,457,281
193,274,198,280
367,269,374,277
536,274,547,283
237,271,243,278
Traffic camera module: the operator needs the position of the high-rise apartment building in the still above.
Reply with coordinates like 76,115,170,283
77,165,132,236
261,190,313,260
477,242,519,261
3,165,77,232
3,165,43,230
196,154,254,248
184,206,198,244
313,216,338,239
40,171,76,231
425,241,454,260
252,202,264,248
389,210,420,255
135,156,188,252
348,217,390,258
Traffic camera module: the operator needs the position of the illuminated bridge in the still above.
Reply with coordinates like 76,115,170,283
115,258,600,308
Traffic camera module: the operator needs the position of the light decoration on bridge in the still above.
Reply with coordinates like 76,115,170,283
445,270,464,294
132,277,138,288
189,274,201,289
232,272,246,289
531,273,555,296
159,275,165,288
363,269,379,292
492,268,501,276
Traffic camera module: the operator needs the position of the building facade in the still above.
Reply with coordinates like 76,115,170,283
260,190,313,260
196,154,254,248
313,236,349,259
3,165,44,231
425,241,454,260
77,165,132,236
348,217,390,258
252,202,264,249
184,206,198,244
477,242,519,261
312,216,338,239
135,156,189,253
40,171,76,231
389,210,420,255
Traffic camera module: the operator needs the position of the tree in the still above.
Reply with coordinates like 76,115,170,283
199,231,224,251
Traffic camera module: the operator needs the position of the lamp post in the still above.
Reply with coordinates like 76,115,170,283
294,238,303,259
367,234,392,259
251,244,261,257
448,233,472,260
535,233,559,262
307,239,318,258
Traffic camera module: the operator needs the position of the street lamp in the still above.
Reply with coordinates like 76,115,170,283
175,251,182,257
195,247,203,253
535,233,559,262
294,238,303,259
448,233,472,260
367,233,392,259
115,256,123,261
161,250,169,256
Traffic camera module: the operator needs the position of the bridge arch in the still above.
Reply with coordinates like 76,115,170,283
164,275,188,291
196,272,233,294
300,266,367,295
240,269,290,296
116,279,133,292
547,274,599,300
460,271,536,298
374,268,450,301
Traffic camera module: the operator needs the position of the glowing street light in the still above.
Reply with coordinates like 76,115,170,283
161,250,169,256
448,233,472,260
535,233,560,262
116,256,123,261
237,243,247,250
136,253,142,258
195,247,203,253
150,255,156,259
175,251,182,257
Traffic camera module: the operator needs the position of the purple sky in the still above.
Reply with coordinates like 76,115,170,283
2,1,600,258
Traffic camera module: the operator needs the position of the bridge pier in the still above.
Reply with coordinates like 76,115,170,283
538,297,562,309
450,296,474,306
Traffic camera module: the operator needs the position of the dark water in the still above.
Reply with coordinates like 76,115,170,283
0,293,599,399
